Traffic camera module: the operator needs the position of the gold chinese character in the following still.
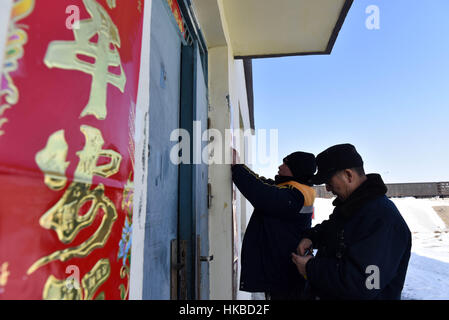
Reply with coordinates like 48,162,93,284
44,0,126,120
42,275,82,300
0,262,10,287
27,125,122,275
35,130,70,190
81,259,110,300
42,259,110,300
106,0,116,9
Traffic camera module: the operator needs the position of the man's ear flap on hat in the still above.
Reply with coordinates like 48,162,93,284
341,169,356,183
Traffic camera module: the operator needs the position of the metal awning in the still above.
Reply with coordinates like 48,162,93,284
191,0,353,58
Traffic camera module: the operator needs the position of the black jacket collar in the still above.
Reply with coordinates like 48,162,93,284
332,174,387,219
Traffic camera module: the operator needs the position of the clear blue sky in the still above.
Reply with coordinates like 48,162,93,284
253,0,449,183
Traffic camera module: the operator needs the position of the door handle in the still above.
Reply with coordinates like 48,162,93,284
200,255,213,262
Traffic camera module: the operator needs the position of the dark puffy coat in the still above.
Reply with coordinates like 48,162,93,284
231,164,315,296
303,174,412,300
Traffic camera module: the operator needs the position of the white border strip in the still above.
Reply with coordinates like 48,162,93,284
129,0,153,300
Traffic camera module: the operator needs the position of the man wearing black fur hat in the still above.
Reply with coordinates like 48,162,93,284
291,144,411,300
231,150,317,300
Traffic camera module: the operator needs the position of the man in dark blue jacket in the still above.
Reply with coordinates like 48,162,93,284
231,151,316,300
292,144,412,300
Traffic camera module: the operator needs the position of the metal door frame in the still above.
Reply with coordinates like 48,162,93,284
177,0,209,299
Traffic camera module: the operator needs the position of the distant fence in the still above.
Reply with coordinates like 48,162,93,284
314,182,449,199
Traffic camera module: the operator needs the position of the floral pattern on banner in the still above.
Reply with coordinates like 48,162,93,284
118,175,133,300
0,0,35,136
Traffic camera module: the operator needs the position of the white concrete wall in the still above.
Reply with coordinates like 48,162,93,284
207,44,255,299
207,45,234,299
228,55,253,300
130,0,153,300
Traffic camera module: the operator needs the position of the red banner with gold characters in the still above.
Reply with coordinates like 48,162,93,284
0,0,144,300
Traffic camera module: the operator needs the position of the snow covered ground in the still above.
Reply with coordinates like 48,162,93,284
314,197,449,300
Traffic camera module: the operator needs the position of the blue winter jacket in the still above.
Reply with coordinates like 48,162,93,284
231,164,315,295
303,174,412,300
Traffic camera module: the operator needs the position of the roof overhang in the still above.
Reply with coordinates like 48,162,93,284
191,0,353,59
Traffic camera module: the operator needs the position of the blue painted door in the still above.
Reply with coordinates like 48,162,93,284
143,0,181,299
193,43,209,300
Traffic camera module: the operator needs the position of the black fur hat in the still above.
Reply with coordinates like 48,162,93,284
283,151,317,181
